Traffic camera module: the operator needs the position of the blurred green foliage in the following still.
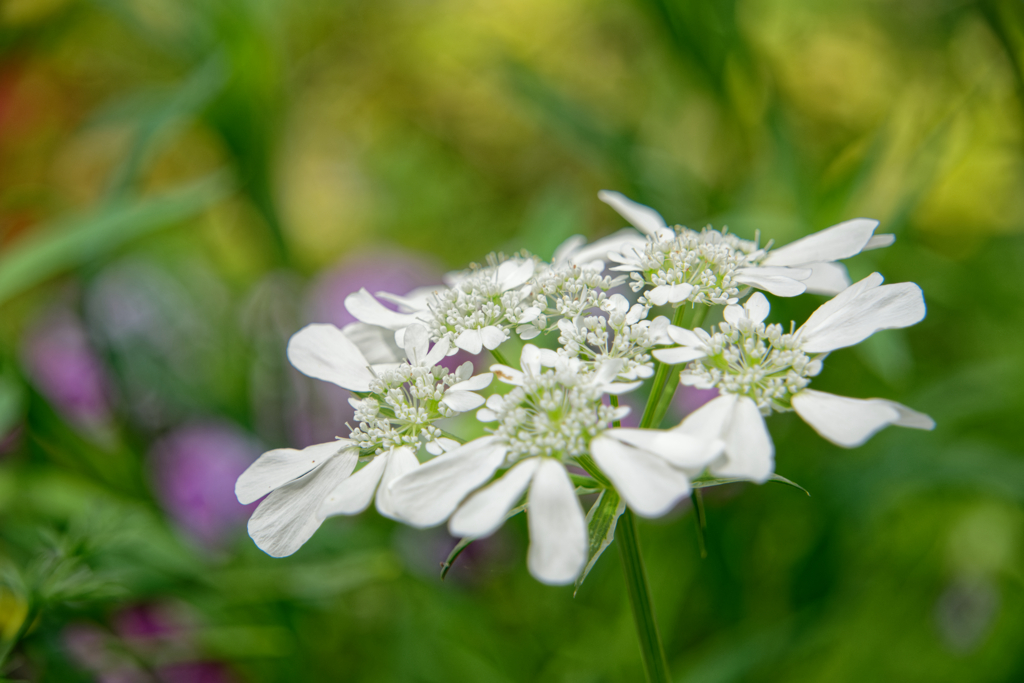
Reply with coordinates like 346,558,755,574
1,0,1023,681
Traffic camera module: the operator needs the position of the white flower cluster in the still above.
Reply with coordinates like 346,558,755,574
236,190,933,587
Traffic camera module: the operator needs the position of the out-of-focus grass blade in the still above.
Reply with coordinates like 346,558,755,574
0,372,25,437
101,56,228,196
574,489,625,595
0,174,230,307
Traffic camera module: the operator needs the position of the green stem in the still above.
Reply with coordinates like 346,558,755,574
489,347,511,368
616,303,713,682
438,429,466,445
691,489,708,559
610,395,621,428
638,306,688,429
617,510,670,683
648,305,709,429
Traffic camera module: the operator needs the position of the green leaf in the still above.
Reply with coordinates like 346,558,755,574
440,504,527,580
0,174,230,306
570,474,601,489
574,489,625,595
691,473,810,496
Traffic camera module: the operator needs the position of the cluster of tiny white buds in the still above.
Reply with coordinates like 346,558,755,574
478,367,620,463
683,317,822,415
348,361,472,454
624,227,764,306
426,252,539,349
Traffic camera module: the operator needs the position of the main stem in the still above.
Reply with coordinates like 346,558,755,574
618,509,670,683
638,305,690,429
620,303,711,682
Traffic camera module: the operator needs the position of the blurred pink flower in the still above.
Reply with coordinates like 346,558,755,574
21,307,110,427
150,422,260,547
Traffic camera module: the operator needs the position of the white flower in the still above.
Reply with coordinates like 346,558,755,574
286,322,378,392
551,229,648,271
599,190,894,301
590,427,720,518
652,275,934,481
385,344,634,585
346,255,541,355
346,324,493,455
555,294,670,381
236,439,359,557
237,322,492,556
318,446,421,520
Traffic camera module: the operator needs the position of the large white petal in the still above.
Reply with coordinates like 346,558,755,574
247,450,358,557
762,218,879,266
792,389,934,447
744,292,771,324
386,437,508,528
888,402,936,430
666,283,694,303
496,259,535,291
799,262,851,296
375,286,436,312
676,393,735,442
590,437,693,518
287,324,374,392
344,288,420,330
421,336,450,368
449,372,493,393
714,396,774,483
799,274,925,353
608,428,722,470
236,440,352,504
864,233,895,251
734,268,808,297
375,447,420,519
526,459,588,585
645,286,671,306
597,190,670,238
455,329,483,354
491,364,525,385
520,344,542,376
318,453,389,518
449,458,539,538
480,326,508,350
666,326,704,347
440,390,486,412
561,229,648,267
652,346,706,365
401,324,431,366
341,322,403,365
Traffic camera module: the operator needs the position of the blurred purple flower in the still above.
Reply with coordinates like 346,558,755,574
114,603,180,641
307,247,442,328
150,422,260,547
64,606,238,683
673,385,718,419
160,662,238,683
21,307,110,427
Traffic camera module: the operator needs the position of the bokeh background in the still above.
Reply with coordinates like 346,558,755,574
1,0,1023,680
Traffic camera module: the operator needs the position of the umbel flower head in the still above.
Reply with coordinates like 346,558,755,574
653,274,935,482
386,345,639,585
236,188,935,599
234,323,491,556
599,190,894,304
